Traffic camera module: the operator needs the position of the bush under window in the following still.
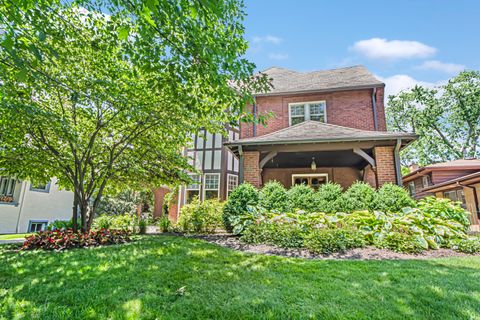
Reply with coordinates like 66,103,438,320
222,183,259,232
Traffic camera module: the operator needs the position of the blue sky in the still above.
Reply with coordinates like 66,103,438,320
243,0,478,97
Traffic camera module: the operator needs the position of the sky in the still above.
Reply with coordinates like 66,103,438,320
243,0,479,97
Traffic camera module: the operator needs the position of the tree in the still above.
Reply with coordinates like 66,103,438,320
386,71,480,165
0,1,269,231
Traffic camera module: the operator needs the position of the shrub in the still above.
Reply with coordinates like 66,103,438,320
47,219,74,231
313,182,343,213
137,219,147,235
374,232,425,254
340,182,377,212
110,214,136,231
158,216,171,232
179,198,224,233
417,197,470,229
241,221,305,248
259,181,288,212
454,237,480,253
375,183,416,212
222,183,259,232
21,229,131,251
304,228,365,254
94,215,112,230
286,184,316,212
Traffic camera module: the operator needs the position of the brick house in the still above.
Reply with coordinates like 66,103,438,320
403,159,480,227
154,65,416,221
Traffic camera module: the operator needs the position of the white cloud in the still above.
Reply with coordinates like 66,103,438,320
416,60,465,74
351,38,436,60
268,53,289,60
376,74,445,98
252,35,283,45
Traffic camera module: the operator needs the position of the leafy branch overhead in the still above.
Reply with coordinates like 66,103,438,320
386,71,480,165
0,0,270,230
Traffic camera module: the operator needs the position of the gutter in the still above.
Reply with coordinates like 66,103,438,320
253,96,257,137
394,139,402,186
238,145,244,183
372,87,379,131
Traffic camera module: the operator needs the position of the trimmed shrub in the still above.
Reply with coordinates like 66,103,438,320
340,182,377,212
179,198,224,233
158,216,171,232
304,228,365,254
286,184,316,212
313,182,343,213
259,181,288,212
241,222,305,248
454,237,480,254
417,196,470,229
375,183,416,212
110,214,136,231
21,229,131,251
374,232,425,254
222,183,259,232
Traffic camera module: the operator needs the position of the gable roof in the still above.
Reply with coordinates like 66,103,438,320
403,159,480,182
257,65,384,96
225,121,416,146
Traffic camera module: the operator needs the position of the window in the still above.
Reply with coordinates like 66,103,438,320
422,176,431,188
0,177,16,197
444,189,467,208
292,174,328,189
30,181,50,192
289,101,326,126
28,221,48,232
204,173,220,200
185,174,201,203
227,174,238,197
408,182,416,196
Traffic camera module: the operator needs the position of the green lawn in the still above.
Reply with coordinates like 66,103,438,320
0,233,31,240
1,236,479,320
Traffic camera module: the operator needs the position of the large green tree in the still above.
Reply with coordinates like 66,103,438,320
387,71,480,165
0,0,268,231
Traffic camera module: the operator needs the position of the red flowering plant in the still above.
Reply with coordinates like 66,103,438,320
21,229,131,251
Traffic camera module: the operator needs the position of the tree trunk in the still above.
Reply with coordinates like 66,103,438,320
72,192,79,232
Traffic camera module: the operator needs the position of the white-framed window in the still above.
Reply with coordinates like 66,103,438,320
291,174,328,189
422,176,431,188
408,182,416,196
30,181,50,193
28,220,48,232
204,173,220,200
185,174,201,203
288,101,326,126
0,177,16,197
444,189,466,208
227,174,239,197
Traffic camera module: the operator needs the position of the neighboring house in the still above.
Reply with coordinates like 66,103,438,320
403,159,480,226
155,65,416,221
0,177,73,234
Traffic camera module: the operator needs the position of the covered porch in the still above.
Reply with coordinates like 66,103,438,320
225,121,416,189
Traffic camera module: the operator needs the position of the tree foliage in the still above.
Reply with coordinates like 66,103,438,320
387,71,480,165
0,0,269,230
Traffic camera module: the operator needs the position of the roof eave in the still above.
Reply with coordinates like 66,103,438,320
254,83,385,97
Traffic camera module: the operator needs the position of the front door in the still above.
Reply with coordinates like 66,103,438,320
292,174,328,189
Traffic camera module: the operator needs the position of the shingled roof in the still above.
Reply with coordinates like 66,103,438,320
257,65,384,96
225,121,416,146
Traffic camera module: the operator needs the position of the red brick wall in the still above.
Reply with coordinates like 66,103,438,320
241,88,385,138
243,151,261,188
262,167,361,190
374,146,397,186
363,165,377,188
153,187,169,219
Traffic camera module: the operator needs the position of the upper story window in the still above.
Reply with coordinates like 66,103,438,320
0,176,17,203
30,181,51,193
422,175,431,188
288,101,326,126
408,182,416,196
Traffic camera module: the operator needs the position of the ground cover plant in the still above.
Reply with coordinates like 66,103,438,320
1,235,480,319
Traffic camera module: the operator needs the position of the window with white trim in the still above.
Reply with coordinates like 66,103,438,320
0,177,16,197
422,176,431,188
289,101,326,125
227,174,238,197
186,174,201,203
204,173,220,200
28,220,48,232
408,182,416,196
30,181,50,193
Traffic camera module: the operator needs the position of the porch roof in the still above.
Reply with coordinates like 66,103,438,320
225,121,416,151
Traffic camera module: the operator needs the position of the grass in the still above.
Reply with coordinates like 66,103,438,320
1,235,479,320
0,233,31,240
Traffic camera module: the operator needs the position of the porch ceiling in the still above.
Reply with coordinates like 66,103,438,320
262,150,371,169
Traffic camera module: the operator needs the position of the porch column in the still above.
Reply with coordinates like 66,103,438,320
374,146,397,187
243,151,261,188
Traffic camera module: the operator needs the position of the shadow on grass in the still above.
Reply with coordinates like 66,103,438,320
1,236,479,319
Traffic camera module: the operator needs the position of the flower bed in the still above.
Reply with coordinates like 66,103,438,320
21,229,131,251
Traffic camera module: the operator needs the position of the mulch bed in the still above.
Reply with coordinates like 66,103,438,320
186,233,479,260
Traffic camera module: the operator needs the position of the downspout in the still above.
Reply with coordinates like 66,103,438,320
459,182,480,219
252,96,257,137
371,87,379,131
394,139,402,186
15,181,28,233
238,145,244,184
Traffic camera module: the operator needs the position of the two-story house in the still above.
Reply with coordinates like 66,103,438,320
154,65,416,221
0,177,73,234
